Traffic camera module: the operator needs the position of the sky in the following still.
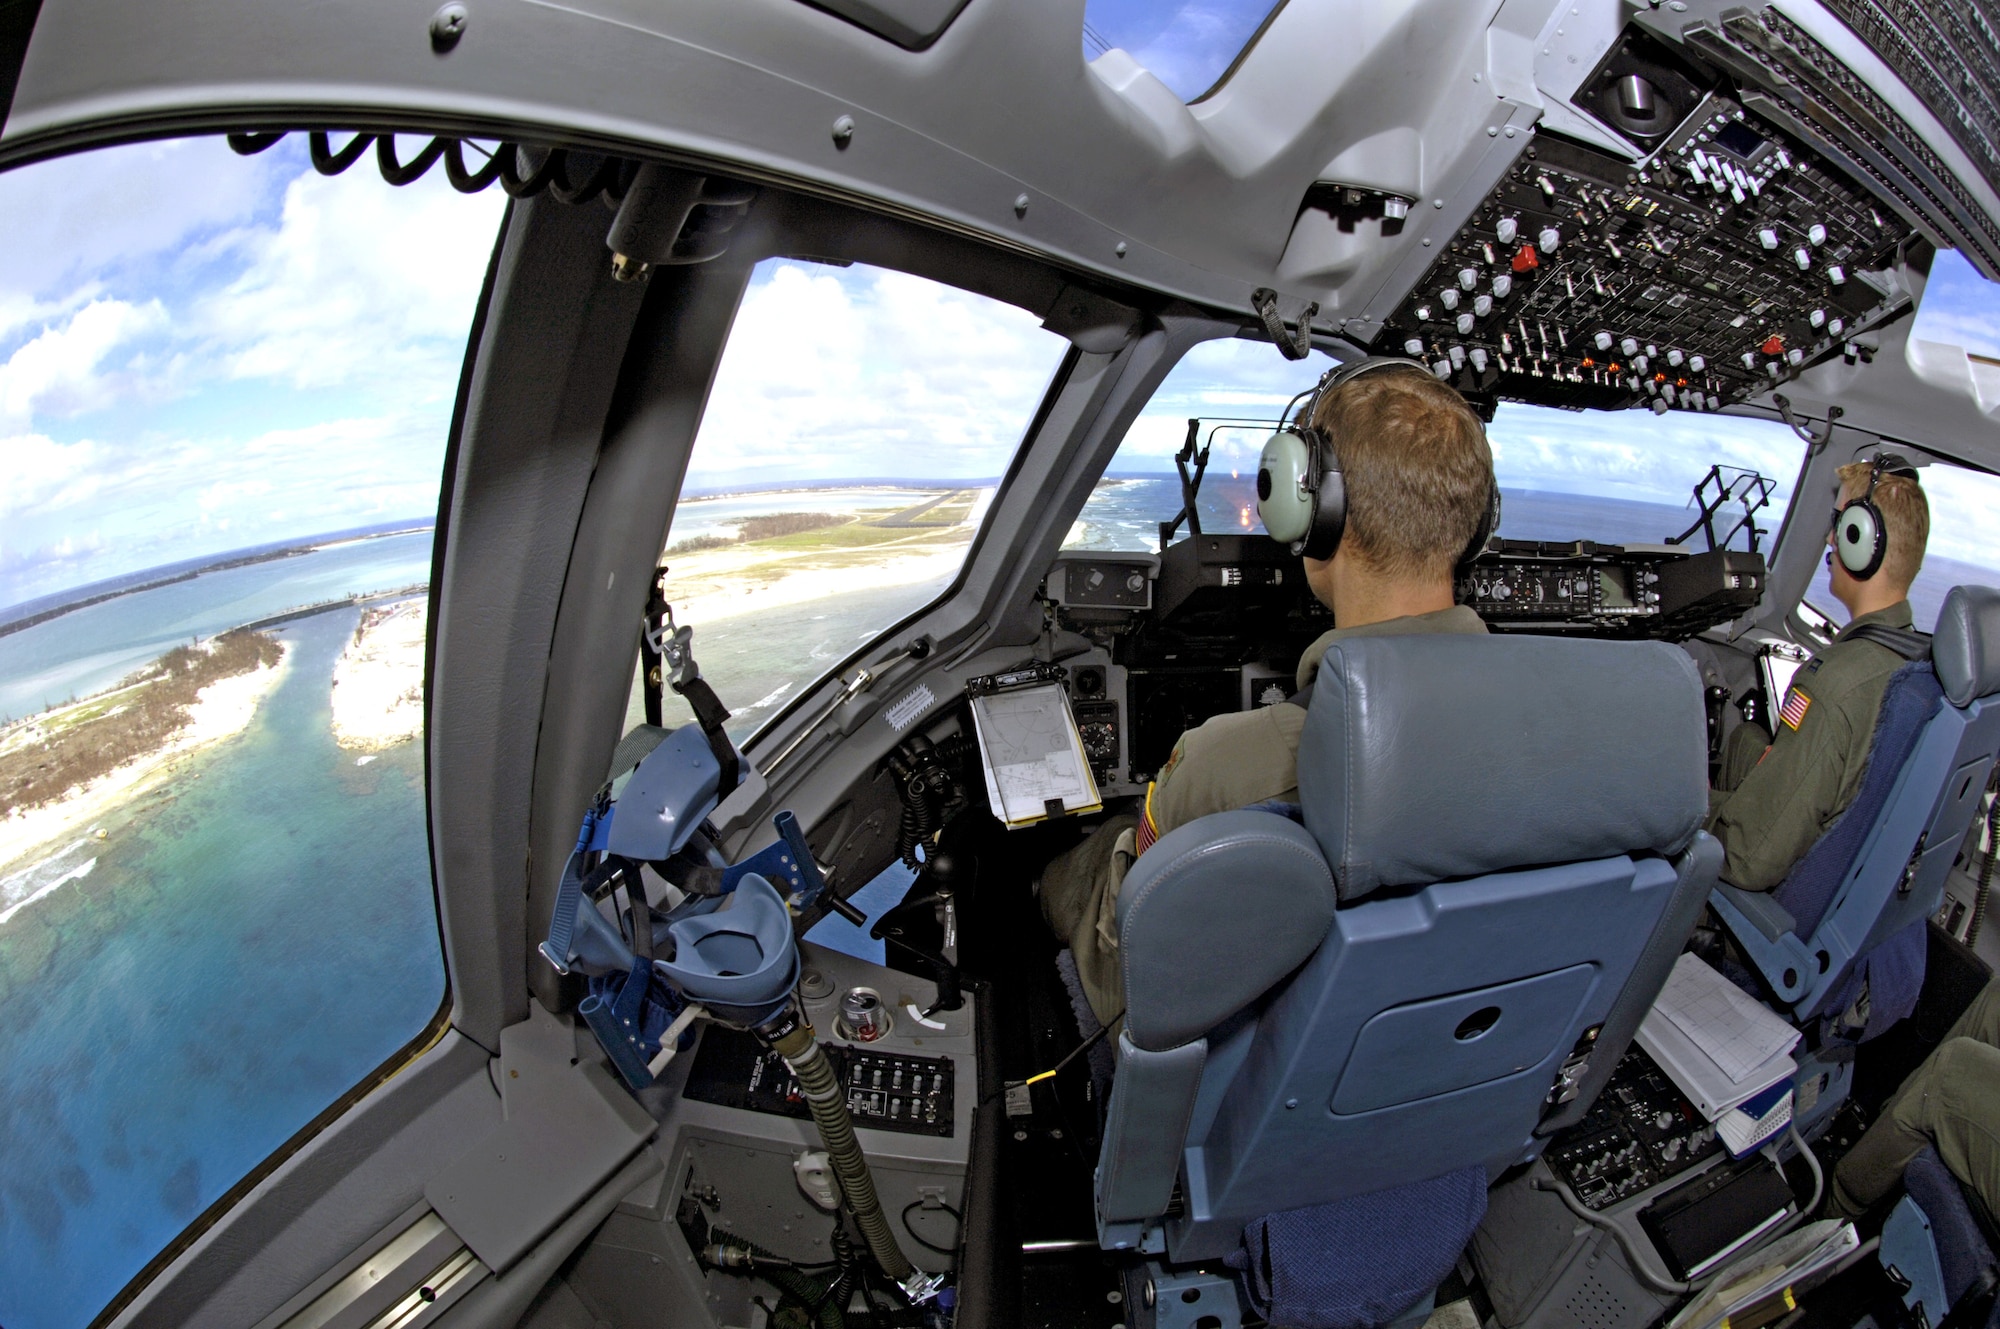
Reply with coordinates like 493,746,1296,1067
3,132,1999,612
1911,247,2000,359
683,260,1071,490
0,136,505,610
1081,0,1281,101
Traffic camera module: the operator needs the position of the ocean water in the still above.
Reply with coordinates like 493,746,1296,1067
0,530,434,724
0,607,442,1329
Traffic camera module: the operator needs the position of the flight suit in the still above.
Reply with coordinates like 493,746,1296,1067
1830,975,2000,1225
1707,602,1917,891
1040,605,1488,1026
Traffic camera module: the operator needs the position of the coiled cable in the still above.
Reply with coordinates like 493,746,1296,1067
227,130,637,206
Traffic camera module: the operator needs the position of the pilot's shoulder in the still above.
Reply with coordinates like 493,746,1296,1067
1152,704,1308,817
1173,703,1308,766
1806,633,1910,700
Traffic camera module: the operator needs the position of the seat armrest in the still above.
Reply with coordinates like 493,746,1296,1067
1096,1034,1206,1229
1709,884,1816,1005
1712,882,1797,942
1119,810,1336,1052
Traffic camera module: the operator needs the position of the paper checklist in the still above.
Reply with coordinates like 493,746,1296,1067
1636,953,1801,1122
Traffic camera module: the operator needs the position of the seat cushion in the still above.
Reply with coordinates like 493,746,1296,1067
1903,1146,1999,1312
1298,634,1707,901
1225,1165,1487,1329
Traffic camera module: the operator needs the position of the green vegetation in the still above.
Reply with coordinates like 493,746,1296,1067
0,630,282,815
667,511,854,555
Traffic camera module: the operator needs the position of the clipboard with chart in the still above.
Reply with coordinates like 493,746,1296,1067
964,664,1103,829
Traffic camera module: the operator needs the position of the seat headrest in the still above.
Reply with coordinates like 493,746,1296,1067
1935,585,2000,707
1298,634,1708,901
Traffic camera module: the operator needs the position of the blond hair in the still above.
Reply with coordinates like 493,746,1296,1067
1837,459,1929,589
1307,367,1493,579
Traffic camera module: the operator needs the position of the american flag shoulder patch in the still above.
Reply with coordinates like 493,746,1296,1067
1779,687,1813,731
1135,785,1160,854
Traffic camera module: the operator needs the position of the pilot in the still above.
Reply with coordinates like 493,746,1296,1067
1828,974,2000,1224
1040,360,1495,1027
1707,455,1930,890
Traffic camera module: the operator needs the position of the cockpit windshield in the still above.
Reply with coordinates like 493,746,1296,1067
1066,338,1807,556
634,259,1070,741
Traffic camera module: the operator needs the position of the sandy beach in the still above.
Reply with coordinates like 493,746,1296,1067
331,599,426,751
0,642,291,875
662,491,992,626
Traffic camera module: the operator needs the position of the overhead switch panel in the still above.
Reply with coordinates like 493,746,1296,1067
1375,95,1919,413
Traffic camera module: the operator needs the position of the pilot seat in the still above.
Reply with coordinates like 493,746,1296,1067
1711,584,2000,1128
1090,631,1721,1328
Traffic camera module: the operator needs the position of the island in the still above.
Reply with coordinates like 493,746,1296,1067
0,630,288,872
661,491,983,627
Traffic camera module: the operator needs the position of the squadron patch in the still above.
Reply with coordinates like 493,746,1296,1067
1779,687,1813,731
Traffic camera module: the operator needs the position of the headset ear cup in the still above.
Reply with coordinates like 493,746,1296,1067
1835,499,1886,579
1454,481,1501,574
1301,458,1345,561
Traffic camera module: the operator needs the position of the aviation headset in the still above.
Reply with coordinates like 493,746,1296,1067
1256,356,1502,565
1829,451,1919,581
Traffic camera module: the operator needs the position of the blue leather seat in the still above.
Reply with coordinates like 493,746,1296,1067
1093,632,1720,1326
1712,586,2000,1036
1879,1148,2000,1329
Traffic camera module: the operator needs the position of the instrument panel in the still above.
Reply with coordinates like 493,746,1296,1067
1047,534,1763,792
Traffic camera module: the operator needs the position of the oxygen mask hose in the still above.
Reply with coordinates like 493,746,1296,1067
639,870,943,1304
760,1008,944,1304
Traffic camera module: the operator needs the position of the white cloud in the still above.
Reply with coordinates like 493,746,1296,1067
1101,340,1807,509
1100,0,1276,100
685,262,1069,485
0,407,451,607
1917,462,2000,568
193,155,503,391
0,137,279,309
1486,404,1806,506
1912,249,2000,360
0,298,168,426
0,136,503,606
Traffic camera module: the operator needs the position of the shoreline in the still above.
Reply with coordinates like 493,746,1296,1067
331,599,427,752
0,642,293,878
0,522,432,640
